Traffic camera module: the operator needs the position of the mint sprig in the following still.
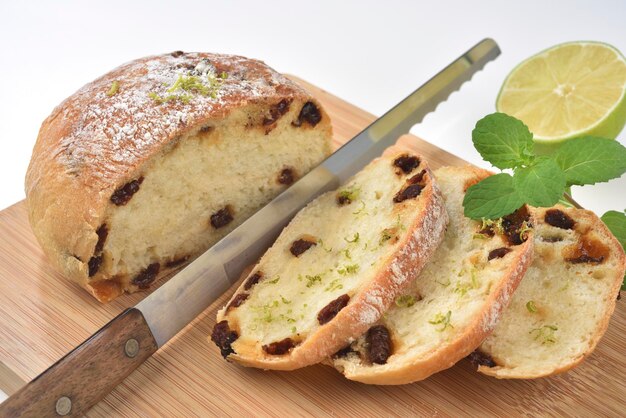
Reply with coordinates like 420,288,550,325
463,112,626,220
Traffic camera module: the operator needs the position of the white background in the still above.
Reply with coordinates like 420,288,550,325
0,0,625,214
0,0,625,404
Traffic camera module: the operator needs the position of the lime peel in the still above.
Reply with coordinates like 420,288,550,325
496,41,626,144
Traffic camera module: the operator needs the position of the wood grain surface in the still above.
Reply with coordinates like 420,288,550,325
0,77,624,417
0,308,157,417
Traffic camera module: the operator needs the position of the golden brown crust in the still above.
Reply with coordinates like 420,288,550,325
217,151,448,370
478,206,626,379
25,52,329,298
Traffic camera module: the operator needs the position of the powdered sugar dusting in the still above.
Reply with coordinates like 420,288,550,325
481,298,504,334
354,285,386,326
49,52,306,190
364,290,384,312
358,304,380,325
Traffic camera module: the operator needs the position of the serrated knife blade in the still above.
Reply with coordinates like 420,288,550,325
0,38,500,417
137,38,500,346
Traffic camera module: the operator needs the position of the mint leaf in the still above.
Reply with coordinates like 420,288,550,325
601,210,626,290
602,210,626,248
514,157,566,207
472,113,534,169
555,137,626,186
463,173,524,219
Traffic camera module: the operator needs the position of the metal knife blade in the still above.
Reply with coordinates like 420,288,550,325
137,38,501,347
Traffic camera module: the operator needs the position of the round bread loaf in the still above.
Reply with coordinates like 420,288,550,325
26,52,332,302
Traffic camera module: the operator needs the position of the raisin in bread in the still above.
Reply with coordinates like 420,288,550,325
211,149,448,370
474,206,626,379
25,52,332,302
331,166,535,384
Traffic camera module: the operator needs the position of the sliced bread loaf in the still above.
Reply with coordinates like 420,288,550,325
26,52,332,302
331,166,535,384
474,206,626,379
211,149,448,370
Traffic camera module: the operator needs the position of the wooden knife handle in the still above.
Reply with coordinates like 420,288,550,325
0,308,158,417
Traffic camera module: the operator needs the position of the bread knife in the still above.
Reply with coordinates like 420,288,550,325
0,38,500,417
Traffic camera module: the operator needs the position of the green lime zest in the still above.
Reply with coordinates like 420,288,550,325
530,324,558,344
106,80,120,96
325,279,344,292
352,200,368,215
149,66,228,104
267,276,280,284
429,311,453,332
395,294,416,308
344,232,360,243
304,274,323,288
338,186,360,203
337,264,359,275
317,238,333,253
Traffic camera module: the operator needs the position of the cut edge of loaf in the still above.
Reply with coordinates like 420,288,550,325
85,97,331,301
212,147,448,370
331,165,535,385
476,205,626,379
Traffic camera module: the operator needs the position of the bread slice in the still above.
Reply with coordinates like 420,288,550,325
331,166,535,384
25,52,332,302
211,149,448,370
474,206,626,379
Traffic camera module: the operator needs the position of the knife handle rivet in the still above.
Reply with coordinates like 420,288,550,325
124,338,139,358
55,396,72,416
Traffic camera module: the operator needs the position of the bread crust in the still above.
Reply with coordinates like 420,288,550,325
478,206,626,379
342,241,532,384
334,166,535,384
25,52,330,299
217,151,449,370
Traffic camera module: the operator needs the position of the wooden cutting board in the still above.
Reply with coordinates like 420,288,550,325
0,77,624,417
